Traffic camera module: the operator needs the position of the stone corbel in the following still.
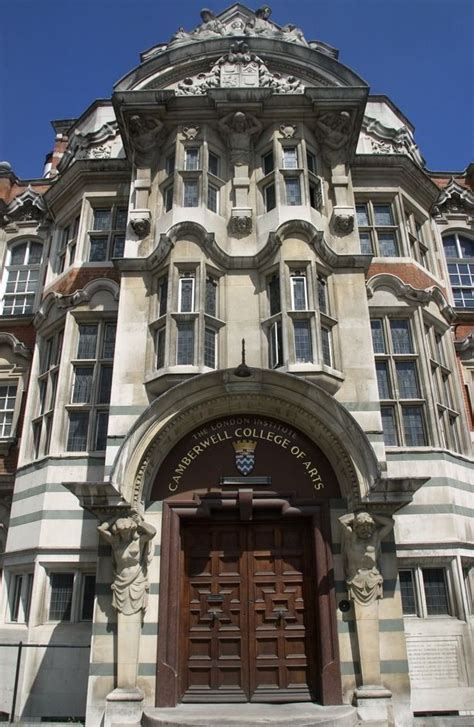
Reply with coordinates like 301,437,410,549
229,208,252,236
130,210,151,239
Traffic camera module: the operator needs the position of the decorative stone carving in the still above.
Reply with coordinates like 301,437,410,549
218,111,262,166
130,217,150,238
333,210,354,233
167,6,309,50
229,214,252,235
128,114,165,165
433,177,474,220
362,115,424,167
279,123,297,139
75,144,112,160
181,125,200,141
175,41,304,96
98,513,156,615
0,186,47,227
315,111,352,151
339,512,393,605
57,120,120,171
366,273,455,323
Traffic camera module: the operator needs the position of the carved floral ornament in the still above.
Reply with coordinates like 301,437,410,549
175,41,304,96
58,121,120,171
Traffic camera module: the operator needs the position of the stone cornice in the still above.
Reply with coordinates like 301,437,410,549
0,186,48,228
44,159,131,210
35,278,120,328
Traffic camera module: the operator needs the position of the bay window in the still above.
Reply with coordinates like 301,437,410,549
356,201,399,256
88,205,126,261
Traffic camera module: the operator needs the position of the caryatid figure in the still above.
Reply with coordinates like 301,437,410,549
339,511,393,605
218,111,262,166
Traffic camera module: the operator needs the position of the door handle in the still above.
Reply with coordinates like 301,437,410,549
274,608,287,626
208,609,221,624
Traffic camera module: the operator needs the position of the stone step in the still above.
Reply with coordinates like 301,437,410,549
143,703,358,727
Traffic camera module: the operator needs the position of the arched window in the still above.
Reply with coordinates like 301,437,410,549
1,240,43,315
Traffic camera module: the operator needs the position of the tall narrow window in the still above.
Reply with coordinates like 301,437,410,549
269,321,283,369
183,180,199,207
57,214,80,273
0,385,16,438
372,317,426,446
263,150,274,176
2,240,43,315
208,152,220,177
294,320,313,363
184,148,199,171
66,322,116,452
156,327,166,369
49,573,74,621
33,329,63,457
442,232,474,308
426,323,461,451
158,275,168,317
285,178,302,206
204,328,217,368
290,273,308,310
178,274,195,312
164,185,174,212
268,274,281,316
205,276,218,317
208,183,219,213
282,147,298,169
264,183,276,212
176,323,194,365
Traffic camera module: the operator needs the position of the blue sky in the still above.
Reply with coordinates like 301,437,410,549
1,0,473,179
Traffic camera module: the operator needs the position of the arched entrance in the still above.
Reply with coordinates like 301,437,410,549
152,415,343,707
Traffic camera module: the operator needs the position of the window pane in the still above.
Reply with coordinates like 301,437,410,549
282,147,298,169
11,575,23,621
95,411,108,451
166,154,175,175
285,178,302,206
208,184,218,213
294,320,312,363
269,321,283,369
98,366,113,404
112,235,125,259
378,233,398,257
321,327,332,366
402,406,426,446
183,180,198,207
185,148,199,171
67,412,89,451
89,237,107,262
442,235,457,257
72,366,93,403
423,568,449,615
102,323,117,359
371,320,385,353
374,204,394,226
49,573,74,620
317,277,327,314
306,151,316,173
177,323,194,365
81,575,96,620
396,361,419,398
205,277,217,317
77,325,98,358
156,327,166,369
356,204,369,227
265,183,276,211
165,185,174,212
381,406,398,446
93,209,111,231
263,151,274,175
159,276,168,317
376,362,392,398
291,277,307,310
359,232,373,255
208,152,220,176
179,278,194,312
390,320,413,354
0,385,16,437
204,328,216,368
29,242,43,264
268,275,281,316
459,235,474,257
399,570,417,615
115,208,128,230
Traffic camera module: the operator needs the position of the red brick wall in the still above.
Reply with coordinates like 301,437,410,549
367,261,447,295
44,268,121,297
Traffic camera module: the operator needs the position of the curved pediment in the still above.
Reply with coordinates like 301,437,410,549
114,5,367,94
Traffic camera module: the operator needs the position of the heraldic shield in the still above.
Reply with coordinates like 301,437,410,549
232,439,257,476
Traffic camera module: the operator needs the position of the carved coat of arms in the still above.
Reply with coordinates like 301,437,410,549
232,439,257,475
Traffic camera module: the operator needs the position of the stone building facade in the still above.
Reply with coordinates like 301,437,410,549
0,5,472,726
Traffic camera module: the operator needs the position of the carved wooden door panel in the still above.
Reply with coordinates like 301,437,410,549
180,520,316,703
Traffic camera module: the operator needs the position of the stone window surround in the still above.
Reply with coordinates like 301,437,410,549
398,557,470,621
150,261,224,375
41,566,96,624
261,258,337,373
0,236,44,316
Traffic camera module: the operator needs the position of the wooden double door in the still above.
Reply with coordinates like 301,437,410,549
179,519,318,703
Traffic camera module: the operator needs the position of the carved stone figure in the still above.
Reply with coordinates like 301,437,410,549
315,110,352,151
334,212,354,234
128,115,164,164
245,6,275,37
182,125,200,141
281,23,308,46
229,215,252,235
130,217,150,238
218,111,262,166
339,511,393,605
194,8,225,38
98,514,156,615
279,123,297,139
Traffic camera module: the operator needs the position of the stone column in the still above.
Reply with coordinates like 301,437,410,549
339,511,394,723
98,512,156,725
